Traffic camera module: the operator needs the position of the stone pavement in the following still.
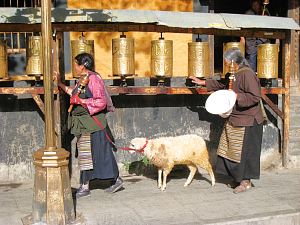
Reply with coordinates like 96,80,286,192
0,167,300,225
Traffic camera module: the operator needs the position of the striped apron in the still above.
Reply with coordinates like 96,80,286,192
217,121,245,163
77,133,94,171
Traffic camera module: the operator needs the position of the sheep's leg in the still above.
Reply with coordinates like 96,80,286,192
197,164,215,186
207,164,216,186
161,170,169,191
157,169,163,189
161,166,173,191
184,164,197,187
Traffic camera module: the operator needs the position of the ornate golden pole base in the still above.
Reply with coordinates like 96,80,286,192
23,147,75,225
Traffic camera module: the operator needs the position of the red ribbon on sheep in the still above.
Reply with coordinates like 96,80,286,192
92,115,148,153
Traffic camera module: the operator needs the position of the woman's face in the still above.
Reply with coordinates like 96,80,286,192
74,60,85,76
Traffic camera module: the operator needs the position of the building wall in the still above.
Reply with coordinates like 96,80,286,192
0,79,282,182
0,82,45,181
0,0,287,182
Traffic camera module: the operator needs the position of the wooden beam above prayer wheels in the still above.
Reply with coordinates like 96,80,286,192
0,23,287,40
0,86,287,95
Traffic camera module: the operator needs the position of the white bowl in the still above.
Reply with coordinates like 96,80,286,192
205,90,237,118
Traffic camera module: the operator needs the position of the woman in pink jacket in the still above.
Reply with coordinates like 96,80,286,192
56,53,123,198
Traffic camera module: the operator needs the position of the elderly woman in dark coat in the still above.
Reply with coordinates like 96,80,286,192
190,48,264,193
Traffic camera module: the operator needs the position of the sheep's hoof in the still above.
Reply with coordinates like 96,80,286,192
184,183,189,187
161,187,166,191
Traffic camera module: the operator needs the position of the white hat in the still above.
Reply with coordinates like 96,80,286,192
205,90,237,118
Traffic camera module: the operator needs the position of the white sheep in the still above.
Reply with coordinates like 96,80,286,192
130,134,215,191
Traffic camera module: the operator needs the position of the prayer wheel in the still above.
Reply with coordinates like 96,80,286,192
223,42,245,76
112,35,135,76
71,36,94,78
0,40,8,79
26,36,43,76
257,43,279,79
151,38,173,78
188,41,210,78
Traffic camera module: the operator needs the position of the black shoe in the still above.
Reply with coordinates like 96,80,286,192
105,177,123,194
76,186,91,198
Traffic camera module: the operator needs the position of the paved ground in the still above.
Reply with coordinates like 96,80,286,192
0,167,300,225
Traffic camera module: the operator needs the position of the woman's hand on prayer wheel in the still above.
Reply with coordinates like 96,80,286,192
189,76,206,86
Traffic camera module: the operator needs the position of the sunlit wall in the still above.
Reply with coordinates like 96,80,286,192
67,0,193,79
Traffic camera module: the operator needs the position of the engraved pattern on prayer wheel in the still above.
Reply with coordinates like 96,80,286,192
223,42,245,76
26,36,43,75
71,36,94,78
112,37,135,76
257,43,279,79
151,39,173,77
0,40,8,79
188,41,210,78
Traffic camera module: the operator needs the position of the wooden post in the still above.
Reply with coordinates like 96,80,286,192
53,32,66,148
288,0,299,80
282,31,291,168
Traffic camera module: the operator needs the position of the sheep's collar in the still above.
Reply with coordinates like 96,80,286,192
121,139,148,153
134,139,148,153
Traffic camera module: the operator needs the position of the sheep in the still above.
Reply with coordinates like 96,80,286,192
129,134,215,191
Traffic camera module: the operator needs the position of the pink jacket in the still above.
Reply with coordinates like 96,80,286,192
80,72,107,115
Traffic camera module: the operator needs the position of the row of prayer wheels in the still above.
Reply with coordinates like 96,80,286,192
222,42,279,78
0,36,279,80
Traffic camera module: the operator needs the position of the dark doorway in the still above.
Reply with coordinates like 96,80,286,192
212,0,288,72
214,0,287,16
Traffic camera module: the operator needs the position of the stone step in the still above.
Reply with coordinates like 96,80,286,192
206,211,300,225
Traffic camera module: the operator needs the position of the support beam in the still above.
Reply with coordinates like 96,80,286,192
261,94,284,120
0,23,287,40
282,32,291,168
0,86,287,95
32,94,45,114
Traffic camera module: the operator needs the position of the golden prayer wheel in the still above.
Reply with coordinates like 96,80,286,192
223,42,245,76
0,40,8,79
257,43,279,79
188,41,210,78
151,38,173,78
71,36,94,78
112,35,135,76
26,36,43,76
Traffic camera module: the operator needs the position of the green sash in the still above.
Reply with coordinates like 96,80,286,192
68,105,107,136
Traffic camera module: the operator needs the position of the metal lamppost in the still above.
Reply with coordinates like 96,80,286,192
23,0,75,224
